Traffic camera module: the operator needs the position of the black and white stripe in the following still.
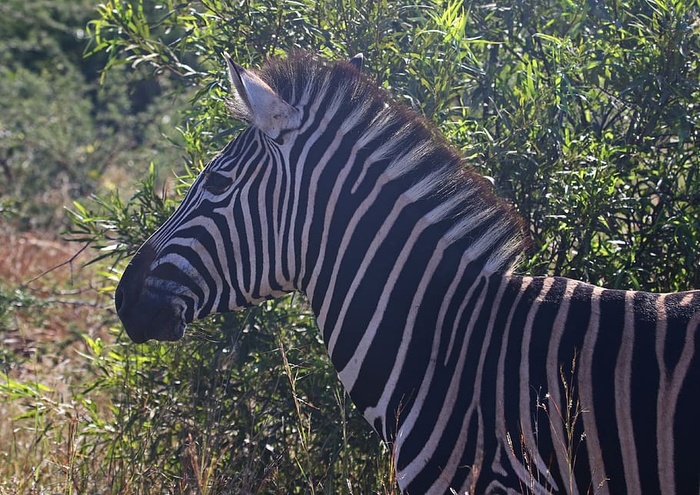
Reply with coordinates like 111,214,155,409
115,52,700,494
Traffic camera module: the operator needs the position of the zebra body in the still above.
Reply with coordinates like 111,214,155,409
115,53,700,494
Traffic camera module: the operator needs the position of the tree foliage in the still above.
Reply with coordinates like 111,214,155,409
61,0,700,493
84,0,700,290
0,0,185,229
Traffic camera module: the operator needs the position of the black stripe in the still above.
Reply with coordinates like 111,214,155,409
593,289,626,494
562,281,594,488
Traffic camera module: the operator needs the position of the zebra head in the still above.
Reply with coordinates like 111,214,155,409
115,52,521,346
115,54,340,343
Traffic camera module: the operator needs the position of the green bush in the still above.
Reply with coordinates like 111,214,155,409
76,303,393,494
65,0,700,493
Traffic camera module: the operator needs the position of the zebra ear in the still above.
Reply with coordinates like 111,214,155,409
224,54,301,138
348,53,363,71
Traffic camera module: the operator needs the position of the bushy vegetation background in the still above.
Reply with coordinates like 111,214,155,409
1,0,699,493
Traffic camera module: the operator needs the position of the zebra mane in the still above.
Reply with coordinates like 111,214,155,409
255,52,527,273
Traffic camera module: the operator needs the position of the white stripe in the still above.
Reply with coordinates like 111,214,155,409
449,276,509,494
518,277,558,488
238,158,267,298
361,236,451,440
442,219,511,362
391,215,497,448
655,293,696,495
284,85,339,280
615,290,640,494
296,98,375,286
655,294,673,495
545,278,579,495
321,166,453,354
579,287,609,494
492,276,526,478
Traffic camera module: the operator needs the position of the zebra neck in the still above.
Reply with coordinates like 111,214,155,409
306,222,505,438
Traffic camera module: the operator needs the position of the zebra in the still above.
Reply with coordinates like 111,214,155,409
115,52,700,494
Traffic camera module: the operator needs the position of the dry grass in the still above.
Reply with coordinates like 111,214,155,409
0,224,111,338
0,223,115,494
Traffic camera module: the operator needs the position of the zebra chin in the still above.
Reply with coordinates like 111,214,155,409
117,295,187,344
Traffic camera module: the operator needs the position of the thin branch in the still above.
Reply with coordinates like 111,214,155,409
21,242,90,288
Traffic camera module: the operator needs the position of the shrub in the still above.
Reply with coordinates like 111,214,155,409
64,0,700,493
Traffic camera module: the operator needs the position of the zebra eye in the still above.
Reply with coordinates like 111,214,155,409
203,171,233,195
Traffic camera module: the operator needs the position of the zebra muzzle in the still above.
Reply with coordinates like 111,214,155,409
115,244,186,343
